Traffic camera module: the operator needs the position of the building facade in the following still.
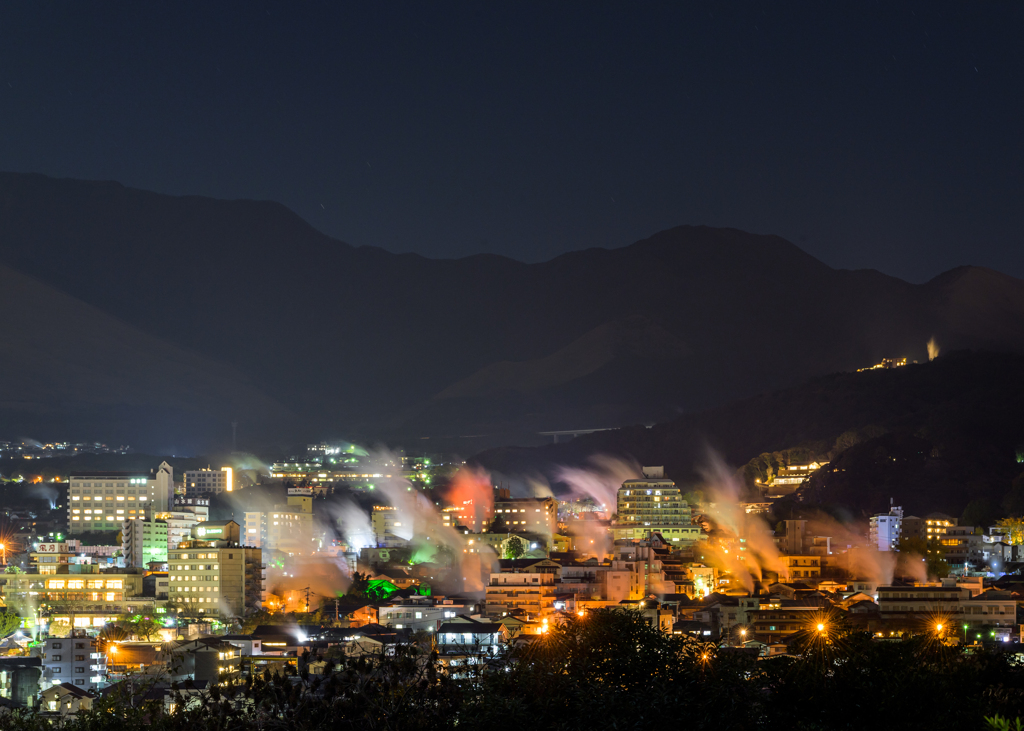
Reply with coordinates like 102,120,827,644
121,517,168,568
869,503,904,551
67,462,173,535
40,633,107,692
182,468,233,496
612,466,701,543
484,572,556,618
167,521,263,617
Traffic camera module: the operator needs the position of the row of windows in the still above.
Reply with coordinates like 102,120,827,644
170,575,219,582
46,580,123,589
71,495,149,501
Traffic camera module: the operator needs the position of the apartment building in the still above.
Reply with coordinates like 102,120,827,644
267,495,314,555
484,572,556,618
243,511,267,549
371,506,408,548
167,521,264,617
612,466,702,543
491,490,558,540
163,496,210,551
121,517,168,568
40,633,107,692
869,502,903,551
778,555,821,581
876,580,1016,635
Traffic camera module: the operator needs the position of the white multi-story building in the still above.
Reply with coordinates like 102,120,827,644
243,512,267,549
612,466,702,543
869,502,904,552
40,633,106,692
372,506,409,548
121,517,168,568
162,496,210,551
67,463,173,535
377,596,476,631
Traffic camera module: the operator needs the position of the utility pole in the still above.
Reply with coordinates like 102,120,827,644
303,586,311,614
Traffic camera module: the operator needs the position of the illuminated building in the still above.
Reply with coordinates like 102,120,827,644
163,639,242,683
612,466,701,543
436,617,508,655
378,595,478,631
167,521,264,616
266,495,314,555
868,501,903,552
857,357,908,372
243,511,267,548
66,462,173,535
778,555,821,581
30,542,77,574
0,657,42,708
901,512,957,544
182,467,233,496
371,506,408,548
162,496,210,551
939,526,987,566
121,517,168,568
747,603,818,644
268,461,394,487
41,633,106,692
484,572,556,618
491,490,558,541
441,502,490,533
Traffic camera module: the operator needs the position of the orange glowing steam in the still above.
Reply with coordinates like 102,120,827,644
443,467,494,532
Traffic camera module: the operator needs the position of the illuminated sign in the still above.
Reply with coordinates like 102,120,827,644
36,544,66,553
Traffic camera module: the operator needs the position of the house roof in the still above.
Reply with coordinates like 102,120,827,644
45,683,95,699
437,621,505,635
346,624,412,642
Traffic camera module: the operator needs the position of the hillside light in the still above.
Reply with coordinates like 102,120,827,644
816,623,825,633
936,623,943,632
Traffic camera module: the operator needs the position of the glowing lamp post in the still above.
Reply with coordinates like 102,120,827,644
0,543,6,565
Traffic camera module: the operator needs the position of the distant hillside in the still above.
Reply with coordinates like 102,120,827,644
1,172,1024,451
0,262,293,452
474,351,1024,518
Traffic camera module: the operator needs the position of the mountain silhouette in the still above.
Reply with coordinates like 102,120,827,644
0,172,1022,451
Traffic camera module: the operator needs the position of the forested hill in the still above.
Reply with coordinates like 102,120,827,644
473,350,1024,518
2,172,1024,451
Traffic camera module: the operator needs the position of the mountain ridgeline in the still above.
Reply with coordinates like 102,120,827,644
474,351,1024,519
1,171,1023,453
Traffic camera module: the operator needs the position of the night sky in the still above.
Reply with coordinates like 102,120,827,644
1,2,1022,282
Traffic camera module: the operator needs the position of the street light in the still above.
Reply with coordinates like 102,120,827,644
816,623,825,633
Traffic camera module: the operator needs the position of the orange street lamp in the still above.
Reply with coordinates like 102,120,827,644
816,623,825,633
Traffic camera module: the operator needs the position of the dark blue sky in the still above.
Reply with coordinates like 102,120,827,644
1,2,1022,282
